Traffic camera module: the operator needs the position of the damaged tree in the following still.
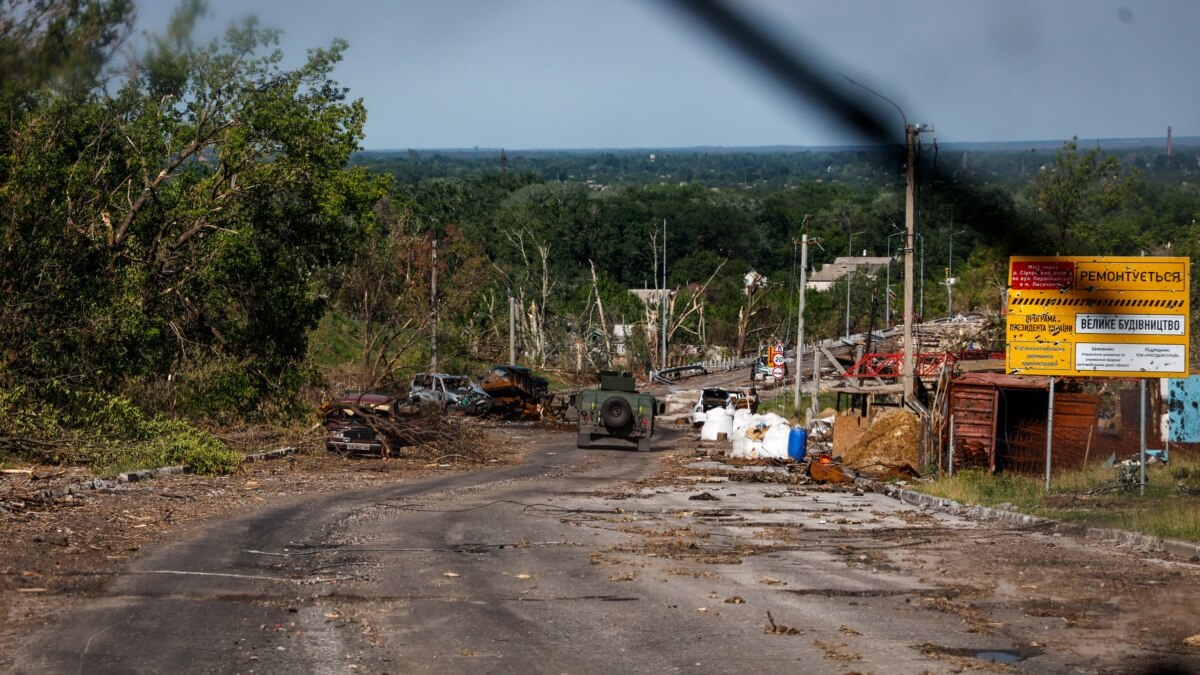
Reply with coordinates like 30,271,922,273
0,0,388,424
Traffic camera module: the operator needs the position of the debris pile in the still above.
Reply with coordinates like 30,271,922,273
910,314,998,352
807,455,853,484
841,408,922,479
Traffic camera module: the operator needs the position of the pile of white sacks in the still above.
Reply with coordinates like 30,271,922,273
698,406,794,459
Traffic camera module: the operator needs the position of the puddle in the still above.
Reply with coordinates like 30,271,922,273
787,588,958,599
975,650,1022,664
926,645,1042,663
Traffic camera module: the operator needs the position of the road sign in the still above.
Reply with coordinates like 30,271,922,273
771,366,785,379
772,352,785,366
1005,256,1190,377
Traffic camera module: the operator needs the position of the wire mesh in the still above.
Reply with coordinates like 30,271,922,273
996,422,1141,476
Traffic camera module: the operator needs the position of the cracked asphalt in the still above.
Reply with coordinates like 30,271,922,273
9,424,1200,674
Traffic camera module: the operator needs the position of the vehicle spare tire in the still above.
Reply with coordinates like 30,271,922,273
600,397,633,428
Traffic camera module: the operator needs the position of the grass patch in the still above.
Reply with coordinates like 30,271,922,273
913,455,1200,543
759,390,840,424
917,469,1046,509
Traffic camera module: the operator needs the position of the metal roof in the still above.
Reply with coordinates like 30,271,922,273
951,372,1055,389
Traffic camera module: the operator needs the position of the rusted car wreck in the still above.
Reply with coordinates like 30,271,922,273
480,364,550,418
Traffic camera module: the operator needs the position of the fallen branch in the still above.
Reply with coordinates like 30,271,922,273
764,611,805,635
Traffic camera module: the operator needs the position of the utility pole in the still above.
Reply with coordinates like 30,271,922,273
835,75,926,405
902,124,917,403
793,214,812,410
662,218,668,369
947,230,964,318
844,230,863,339
430,238,439,372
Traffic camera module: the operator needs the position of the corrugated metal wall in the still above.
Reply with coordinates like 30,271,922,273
948,377,1098,475
948,384,997,472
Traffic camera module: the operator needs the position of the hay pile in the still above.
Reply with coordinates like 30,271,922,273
841,408,921,478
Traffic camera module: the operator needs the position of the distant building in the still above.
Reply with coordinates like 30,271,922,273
611,324,635,356
629,288,673,306
807,256,892,292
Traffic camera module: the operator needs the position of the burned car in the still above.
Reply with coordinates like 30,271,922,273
575,371,663,452
320,392,403,456
481,364,549,418
409,372,473,412
454,381,492,415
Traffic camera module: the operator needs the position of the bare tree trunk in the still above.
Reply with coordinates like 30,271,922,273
735,304,748,358
589,260,612,365
734,282,765,358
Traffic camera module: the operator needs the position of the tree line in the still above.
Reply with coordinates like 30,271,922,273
3,1,1199,470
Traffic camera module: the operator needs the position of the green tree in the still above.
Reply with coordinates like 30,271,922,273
1030,138,1134,252
0,0,387,420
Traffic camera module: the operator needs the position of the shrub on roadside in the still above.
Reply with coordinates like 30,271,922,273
0,384,241,476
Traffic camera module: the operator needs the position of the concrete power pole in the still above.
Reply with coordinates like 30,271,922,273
661,218,668,370
793,214,812,410
836,75,924,405
902,125,917,403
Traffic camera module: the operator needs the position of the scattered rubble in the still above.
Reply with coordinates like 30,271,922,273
807,456,853,484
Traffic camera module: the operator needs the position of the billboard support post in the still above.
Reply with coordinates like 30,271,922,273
1140,378,1147,496
1045,376,1055,491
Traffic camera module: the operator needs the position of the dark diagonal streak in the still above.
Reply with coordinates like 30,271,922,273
660,0,898,144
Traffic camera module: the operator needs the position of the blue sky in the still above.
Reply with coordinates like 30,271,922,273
136,0,1199,150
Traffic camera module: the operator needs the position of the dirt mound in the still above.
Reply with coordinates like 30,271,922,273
842,408,921,477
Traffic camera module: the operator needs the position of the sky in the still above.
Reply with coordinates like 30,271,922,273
135,0,1199,151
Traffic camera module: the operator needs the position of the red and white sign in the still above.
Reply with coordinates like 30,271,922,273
1010,260,1075,290
771,366,785,379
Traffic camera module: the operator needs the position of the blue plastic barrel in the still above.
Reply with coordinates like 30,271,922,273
787,428,808,461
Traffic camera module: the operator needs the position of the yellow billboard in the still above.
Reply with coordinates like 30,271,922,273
1005,256,1190,377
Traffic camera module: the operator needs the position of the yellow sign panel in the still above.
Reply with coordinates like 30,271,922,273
1005,256,1190,377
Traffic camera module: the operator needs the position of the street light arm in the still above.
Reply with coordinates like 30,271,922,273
842,74,907,131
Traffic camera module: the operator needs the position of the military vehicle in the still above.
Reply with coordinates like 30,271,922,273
575,371,663,452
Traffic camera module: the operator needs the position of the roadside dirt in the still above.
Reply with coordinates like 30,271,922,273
0,427,530,672
599,445,1200,672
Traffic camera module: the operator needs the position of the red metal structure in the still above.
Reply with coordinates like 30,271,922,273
842,350,1005,379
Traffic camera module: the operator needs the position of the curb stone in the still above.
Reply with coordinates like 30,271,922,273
876,481,1200,562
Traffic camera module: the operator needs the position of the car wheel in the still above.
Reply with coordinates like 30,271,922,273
600,397,632,427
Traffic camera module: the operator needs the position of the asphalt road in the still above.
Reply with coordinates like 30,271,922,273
13,424,1200,674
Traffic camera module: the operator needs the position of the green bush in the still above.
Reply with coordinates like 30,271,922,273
0,384,241,476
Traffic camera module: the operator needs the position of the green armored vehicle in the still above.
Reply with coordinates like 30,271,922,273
575,371,662,452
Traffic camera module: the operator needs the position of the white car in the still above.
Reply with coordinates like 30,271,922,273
691,387,732,426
